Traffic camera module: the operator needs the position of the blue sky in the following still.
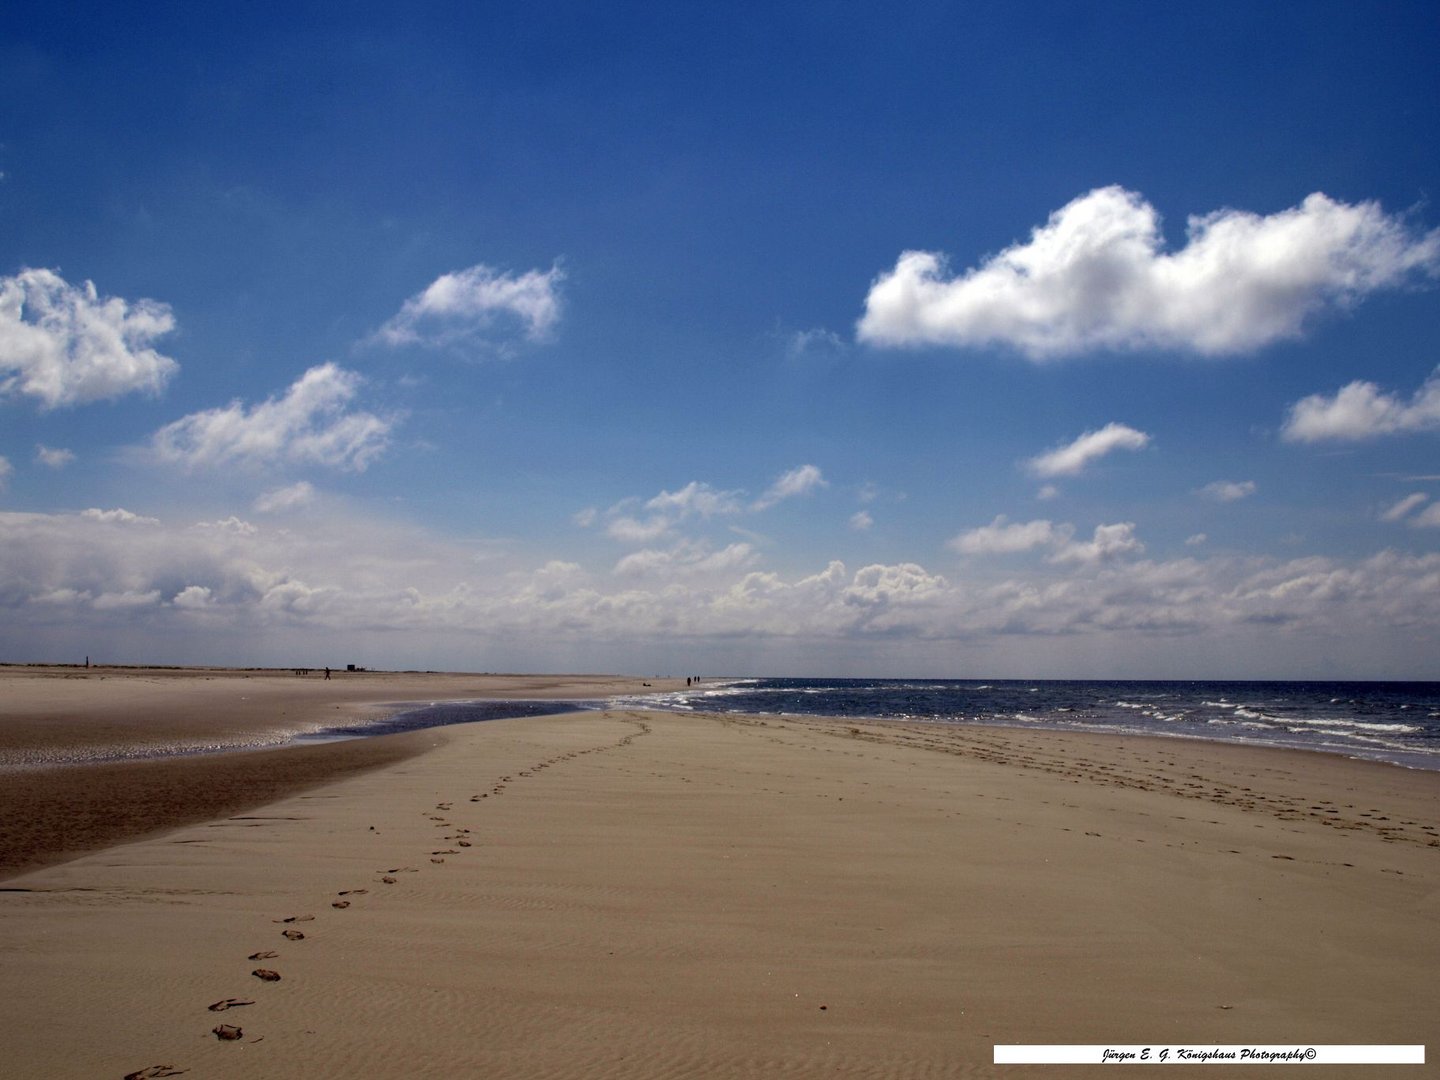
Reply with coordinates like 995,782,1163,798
2,1,1438,678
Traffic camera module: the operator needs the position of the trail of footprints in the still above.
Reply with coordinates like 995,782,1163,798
124,715,651,1079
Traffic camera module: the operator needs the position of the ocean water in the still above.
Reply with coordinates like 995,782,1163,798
607,678,1440,772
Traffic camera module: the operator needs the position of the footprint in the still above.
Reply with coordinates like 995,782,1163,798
252,969,282,982
273,915,314,924
338,889,368,896
248,950,278,961
212,1024,244,1041
125,1066,189,1079
430,857,445,864
207,998,255,1012
281,929,306,941
381,875,397,884
331,900,351,909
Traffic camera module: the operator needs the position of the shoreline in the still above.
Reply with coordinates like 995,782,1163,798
1,703,1434,1077
5,665,1438,880
0,666,684,879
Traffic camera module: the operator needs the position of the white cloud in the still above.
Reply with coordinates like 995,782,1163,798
646,481,744,519
1050,522,1145,565
3,507,1440,675
949,516,1143,565
614,540,758,580
35,444,75,468
591,469,824,545
1200,480,1257,502
172,585,214,609
377,262,564,349
849,510,874,531
1028,423,1150,477
1282,368,1440,442
1381,493,1429,522
1412,503,1440,528
254,481,317,513
1186,533,1208,546
753,464,827,510
151,363,393,471
1384,494,1440,529
194,516,258,536
605,514,675,544
0,268,179,407
785,327,847,358
0,456,11,490
858,188,1439,358
949,516,1066,556
1036,484,1060,501
81,507,160,525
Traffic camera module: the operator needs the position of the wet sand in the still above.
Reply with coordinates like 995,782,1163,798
0,670,1436,1077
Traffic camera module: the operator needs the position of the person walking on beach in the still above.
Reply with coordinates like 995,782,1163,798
324,666,331,680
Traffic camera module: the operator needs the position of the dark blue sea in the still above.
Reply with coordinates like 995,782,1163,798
606,678,1440,772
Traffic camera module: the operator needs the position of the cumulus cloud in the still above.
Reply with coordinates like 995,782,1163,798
849,510,874,531
753,464,827,510
1028,423,1149,477
376,262,564,349
858,187,1439,358
1049,522,1145,564
151,363,393,471
1282,368,1440,442
1200,480,1257,502
0,268,179,407
35,444,75,468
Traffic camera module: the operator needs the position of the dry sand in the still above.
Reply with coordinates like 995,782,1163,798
0,669,1436,1078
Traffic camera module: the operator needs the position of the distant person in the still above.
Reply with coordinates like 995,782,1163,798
324,666,331,680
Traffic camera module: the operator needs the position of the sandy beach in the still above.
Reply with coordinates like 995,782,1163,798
0,668,1436,1077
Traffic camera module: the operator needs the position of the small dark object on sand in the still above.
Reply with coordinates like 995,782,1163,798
207,998,255,1012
